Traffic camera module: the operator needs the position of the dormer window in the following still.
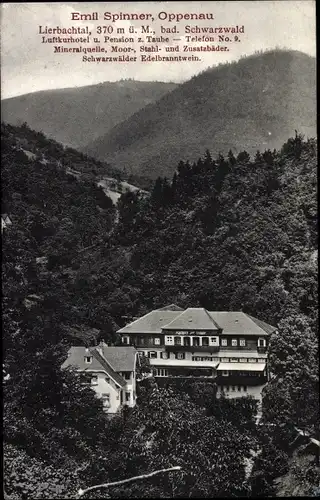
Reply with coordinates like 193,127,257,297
85,356,93,363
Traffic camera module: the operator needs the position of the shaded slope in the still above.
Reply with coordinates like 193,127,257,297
84,50,316,179
1,80,177,150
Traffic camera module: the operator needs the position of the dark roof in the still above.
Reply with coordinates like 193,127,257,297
101,345,137,371
61,345,138,387
117,310,181,334
209,312,274,336
246,315,277,335
164,308,221,331
91,348,126,387
117,308,275,336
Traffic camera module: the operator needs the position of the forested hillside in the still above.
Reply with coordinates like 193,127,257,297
2,123,318,498
1,80,177,150
84,50,316,180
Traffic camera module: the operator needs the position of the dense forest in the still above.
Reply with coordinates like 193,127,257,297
84,50,316,180
2,122,318,498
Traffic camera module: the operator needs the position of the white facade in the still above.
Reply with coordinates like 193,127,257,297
83,369,137,414
118,308,274,402
217,383,267,402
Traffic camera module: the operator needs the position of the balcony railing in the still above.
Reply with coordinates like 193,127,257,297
219,345,259,351
165,345,220,353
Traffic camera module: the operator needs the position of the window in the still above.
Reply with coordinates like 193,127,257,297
177,352,185,360
230,358,239,363
226,386,229,391
240,358,248,363
102,393,110,405
148,351,157,359
91,375,98,385
248,358,257,362
121,372,131,380
221,339,228,346
222,357,229,362
154,338,161,345
160,351,168,359
125,392,131,402
122,337,130,345
184,337,191,347
156,368,168,377
238,386,241,392
232,339,238,346
193,337,200,347
258,358,265,363
240,339,246,346
165,336,174,345
243,386,247,392
232,386,235,391
202,337,209,347
209,336,219,345
85,356,92,363
258,338,266,347
105,377,110,383
174,336,181,345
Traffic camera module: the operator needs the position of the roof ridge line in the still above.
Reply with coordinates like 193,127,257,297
162,308,187,329
245,313,276,334
204,308,221,329
91,348,125,385
120,310,155,328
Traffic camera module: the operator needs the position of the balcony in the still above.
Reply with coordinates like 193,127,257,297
216,374,268,386
165,345,220,353
150,358,219,369
219,345,258,351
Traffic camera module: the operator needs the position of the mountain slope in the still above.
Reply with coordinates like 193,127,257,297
1,80,177,150
84,50,316,180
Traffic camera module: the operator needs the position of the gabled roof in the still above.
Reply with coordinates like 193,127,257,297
246,314,277,335
1,214,12,223
101,345,137,372
117,310,181,334
117,308,275,336
61,345,138,388
91,348,126,387
163,308,221,331
208,312,274,336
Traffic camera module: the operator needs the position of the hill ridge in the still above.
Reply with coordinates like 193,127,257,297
83,49,316,180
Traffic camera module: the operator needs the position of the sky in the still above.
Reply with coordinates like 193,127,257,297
1,1,316,99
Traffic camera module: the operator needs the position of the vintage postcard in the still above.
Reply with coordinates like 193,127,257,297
2,1,318,499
